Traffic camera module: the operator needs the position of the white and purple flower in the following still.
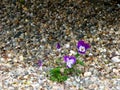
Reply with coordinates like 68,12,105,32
77,40,90,54
64,56,76,68
38,60,42,70
56,43,61,49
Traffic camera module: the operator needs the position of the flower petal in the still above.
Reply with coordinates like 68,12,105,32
56,43,60,49
64,56,76,68
66,62,72,68
66,59,75,68
77,40,84,48
64,56,69,62
84,43,90,49
38,60,42,67
69,56,76,64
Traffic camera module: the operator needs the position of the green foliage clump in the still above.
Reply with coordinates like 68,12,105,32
50,67,68,83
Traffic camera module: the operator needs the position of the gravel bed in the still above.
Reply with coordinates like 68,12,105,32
0,0,120,90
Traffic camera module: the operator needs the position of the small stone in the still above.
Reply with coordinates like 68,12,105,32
103,48,106,52
69,50,76,55
25,19,29,22
75,76,80,82
84,72,92,77
41,38,46,42
60,68,64,73
111,56,120,63
52,84,64,90
116,86,120,90
8,86,15,90
117,3,120,8
0,58,5,62
113,69,119,74
89,53,93,56
89,84,98,90
13,58,18,62
14,31,22,38
19,55,24,61
99,85,105,90
65,43,70,48
7,53,12,57
73,81,77,86
70,77,74,80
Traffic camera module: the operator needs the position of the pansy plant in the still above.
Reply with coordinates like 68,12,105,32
49,40,91,83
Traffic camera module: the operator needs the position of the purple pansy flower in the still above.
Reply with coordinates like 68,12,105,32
64,56,76,68
56,43,60,49
77,40,90,54
38,60,42,70
38,60,42,67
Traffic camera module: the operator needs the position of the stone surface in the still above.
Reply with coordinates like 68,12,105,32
0,0,120,89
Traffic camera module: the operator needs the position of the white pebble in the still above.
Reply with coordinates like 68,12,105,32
89,53,93,56
103,49,106,52
13,58,18,62
8,86,15,90
73,81,77,86
41,38,46,42
113,69,119,74
19,55,24,61
84,72,92,77
6,63,12,68
111,56,120,63
69,50,76,55
89,84,98,90
117,4,120,8
65,44,70,48
97,37,100,40
116,86,120,90
8,53,12,57
0,58,5,62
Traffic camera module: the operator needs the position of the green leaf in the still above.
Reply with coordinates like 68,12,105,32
50,68,61,76
61,75,68,81
75,53,80,58
50,76,57,81
77,60,85,66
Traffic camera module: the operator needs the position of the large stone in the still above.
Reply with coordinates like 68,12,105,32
111,56,120,63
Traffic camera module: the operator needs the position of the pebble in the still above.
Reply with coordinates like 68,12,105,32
69,50,77,55
65,43,70,48
7,53,12,58
89,84,98,90
0,58,5,62
52,84,64,90
112,69,119,75
74,76,80,82
111,56,120,63
19,55,24,61
84,72,92,77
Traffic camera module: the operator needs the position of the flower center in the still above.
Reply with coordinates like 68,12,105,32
79,46,85,52
66,58,74,68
